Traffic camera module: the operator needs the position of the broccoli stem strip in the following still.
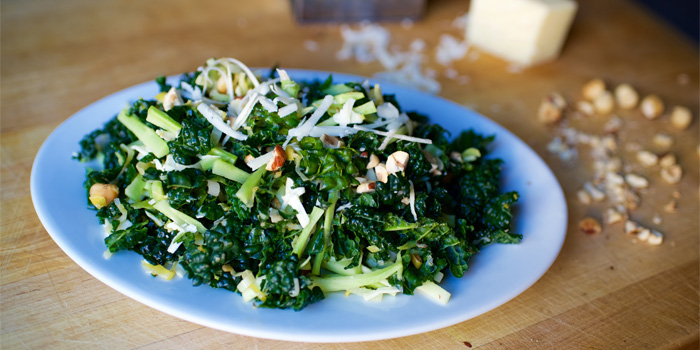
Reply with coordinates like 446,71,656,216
322,258,362,276
116,109,170,158
312,194,339,275
146,106,182,133
235,166,266,207
152,200,206,233
311,255,403,292
124,174,147,201
292,207,325,257
213,159,251,184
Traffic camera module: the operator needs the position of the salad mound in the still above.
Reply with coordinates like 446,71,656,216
75,58,520,310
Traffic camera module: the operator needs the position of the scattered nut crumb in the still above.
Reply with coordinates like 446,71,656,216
582,78,606,101
652,134,673,148
660,164,682,184
576,101,595,116
579,217,602,235
659,153,676,168
647,231,664,245
537,93,567,124
640,95,664,119
624,220,641,235
577,190,592,205
584,182,606,201
652,214,662,225
593,91,615,114
625,173,649,189
636,150,658,167
670,106,693,130
664,199,677,213
604,116,623,133
672,191,681,199
614,83,639,109
605,208,624,224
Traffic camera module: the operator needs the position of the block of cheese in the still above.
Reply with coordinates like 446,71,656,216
467,0,578,66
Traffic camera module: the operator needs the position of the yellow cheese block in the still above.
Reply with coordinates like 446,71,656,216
467,0,578,66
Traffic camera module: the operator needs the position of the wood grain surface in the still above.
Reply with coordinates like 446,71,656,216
1,0,698,348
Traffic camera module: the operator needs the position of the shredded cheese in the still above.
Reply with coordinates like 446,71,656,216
197,103,248,141
246,149,276,171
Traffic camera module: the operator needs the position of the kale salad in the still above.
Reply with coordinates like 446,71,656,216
75,58,520,311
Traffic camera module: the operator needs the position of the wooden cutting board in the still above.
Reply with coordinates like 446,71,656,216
1,0,698,348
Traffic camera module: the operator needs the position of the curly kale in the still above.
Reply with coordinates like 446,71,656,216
76,71,521,312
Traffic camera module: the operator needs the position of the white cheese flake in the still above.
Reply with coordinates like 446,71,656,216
246,150,276,171
197,103,248,141
277,103,298,117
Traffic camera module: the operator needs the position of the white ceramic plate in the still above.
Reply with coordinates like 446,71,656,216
31,70,567,343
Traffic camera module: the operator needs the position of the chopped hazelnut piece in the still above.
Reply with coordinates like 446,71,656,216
584,182,606,201
605,208,624,225
579,217,602,235
636,150,658,167
659,153,676,168
664,200,677,213
640,95,664,119
537,92,567,124
244,154,255,164
614,84,639,109
386,151,409,174
163,87,182,112
647,231,663,245
582,78,606,101
636,228,651,241
593,91,615,115
670,106,693,130
374,163,389,183
604,116,623,133
356,182,376,193
366,153,380,169
660,164,682,184
265,145,287,171
624,220,640,235
321,134,345,149
577,190,592,205
625,173,649,189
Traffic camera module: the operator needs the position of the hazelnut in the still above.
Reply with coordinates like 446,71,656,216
576,101,595,116
625,173,649,189
614,83,639,109
636,150,658,167
582,78,606,101
659,153,677,168
640,95,664,119
593,91,615,115
670,106,692,130
660,164,682,184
